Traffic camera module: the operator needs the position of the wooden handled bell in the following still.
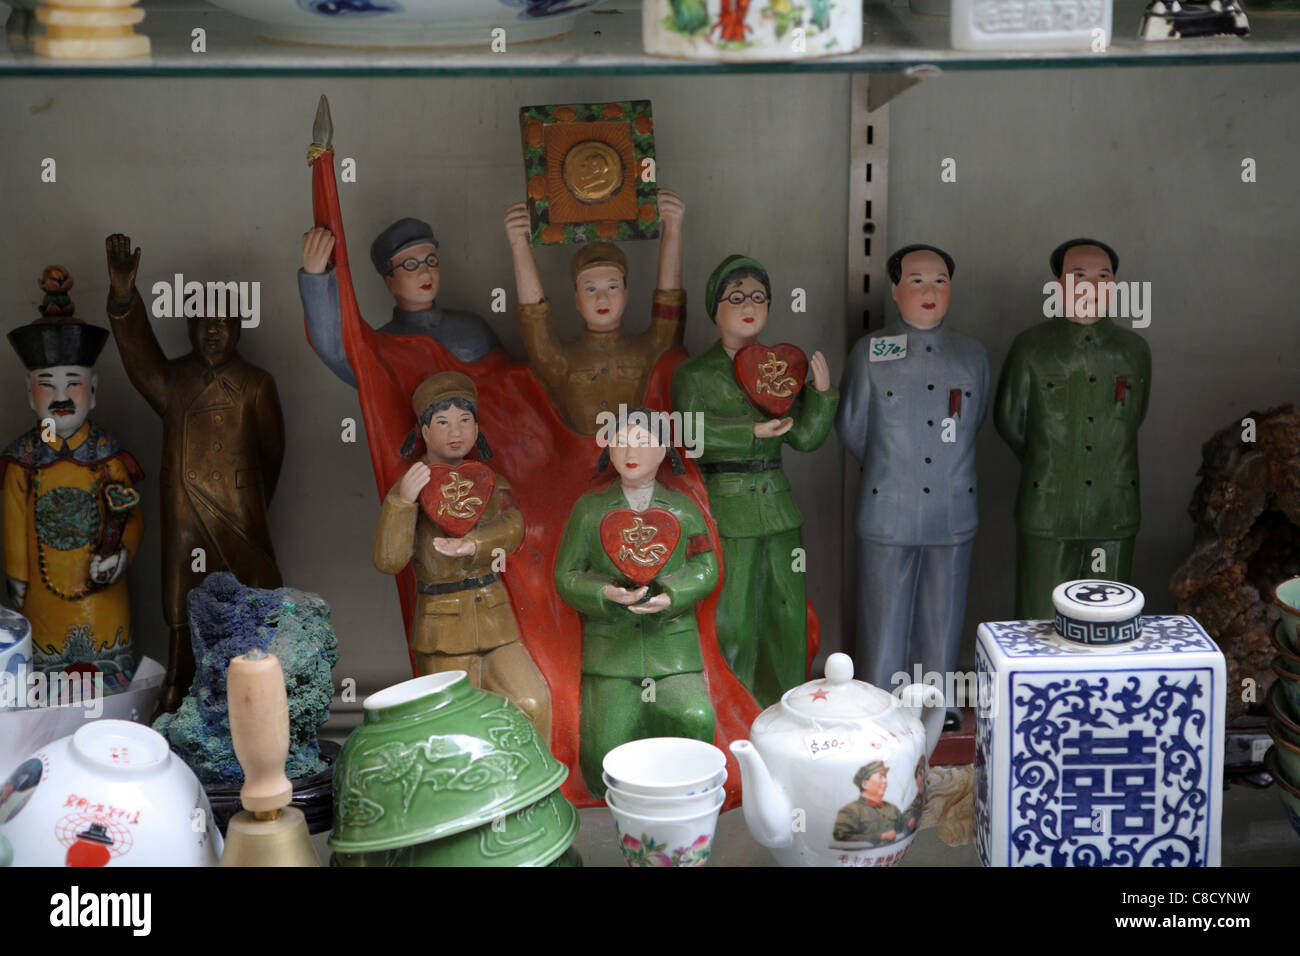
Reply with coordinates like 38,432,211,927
219,648,319,867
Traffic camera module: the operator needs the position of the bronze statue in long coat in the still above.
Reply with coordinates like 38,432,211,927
105,234,285,714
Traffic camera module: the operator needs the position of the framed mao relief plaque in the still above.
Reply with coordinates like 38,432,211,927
519,100,660,246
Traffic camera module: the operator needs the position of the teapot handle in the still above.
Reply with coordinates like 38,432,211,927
897,683,946,761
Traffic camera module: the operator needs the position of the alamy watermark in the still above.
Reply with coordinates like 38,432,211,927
890,665,998,718
0,665,105,718
1043,273,1152,329
594,406,704,459
150,274,261,327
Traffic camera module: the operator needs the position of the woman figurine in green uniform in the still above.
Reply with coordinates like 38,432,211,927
671,255,838,707
554,410,718,798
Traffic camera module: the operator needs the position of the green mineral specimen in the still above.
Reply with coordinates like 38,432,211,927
154,572,339,786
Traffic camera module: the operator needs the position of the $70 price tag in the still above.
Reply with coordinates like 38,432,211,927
805,731,853,759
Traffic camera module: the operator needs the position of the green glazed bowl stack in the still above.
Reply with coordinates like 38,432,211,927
328,672,578,867
1267,576,1300,838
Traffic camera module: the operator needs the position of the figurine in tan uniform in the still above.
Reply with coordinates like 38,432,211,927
503,190,686,435
373,372,551,741
105,234,285,715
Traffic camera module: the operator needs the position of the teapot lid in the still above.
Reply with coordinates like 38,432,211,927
780,653,892,721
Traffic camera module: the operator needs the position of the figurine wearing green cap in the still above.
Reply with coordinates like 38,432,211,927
832,761,905,845
670,255,838,707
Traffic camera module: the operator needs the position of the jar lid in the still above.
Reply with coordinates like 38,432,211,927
782,652,892,721
1051,580,1144,645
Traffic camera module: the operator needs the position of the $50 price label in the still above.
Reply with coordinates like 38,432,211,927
805,731,855,759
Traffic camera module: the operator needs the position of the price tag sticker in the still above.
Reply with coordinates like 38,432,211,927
868,334,907,362
805,731,853,759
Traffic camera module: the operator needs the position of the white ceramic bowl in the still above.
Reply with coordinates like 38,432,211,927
609,788,724,867
603,773,724,816
603,737,727,795
0,719,222,867
201,0,608,48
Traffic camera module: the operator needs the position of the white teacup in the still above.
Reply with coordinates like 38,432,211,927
603,737,727,796
610,788,725,867
0,719,222,867
603,773,724,816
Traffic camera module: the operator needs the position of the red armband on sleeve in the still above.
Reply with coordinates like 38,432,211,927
686,533,713,557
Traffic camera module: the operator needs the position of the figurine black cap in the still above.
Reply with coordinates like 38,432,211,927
8,318,109,370
1050,238,1118,278
370,217,439,275
887,244,955,285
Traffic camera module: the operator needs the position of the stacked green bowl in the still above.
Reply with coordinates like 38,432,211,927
328,672,577,867
1267,576,1300,838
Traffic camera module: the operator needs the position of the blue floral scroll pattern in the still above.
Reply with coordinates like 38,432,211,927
985,615,1217,659
1008,669,1213,867
974,643,993,867
298,0,401,16
500,0,604,19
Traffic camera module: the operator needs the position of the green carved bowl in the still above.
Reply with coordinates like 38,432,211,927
1265,748,1300,839
331,787,577,867
1271,619,1300,667
1272,656,1300,719
329,672,567,854
1268,682,1300,744
1273,577,1300,653
1269,722,1300,784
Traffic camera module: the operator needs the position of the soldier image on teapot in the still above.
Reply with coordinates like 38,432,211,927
994,238,1151,620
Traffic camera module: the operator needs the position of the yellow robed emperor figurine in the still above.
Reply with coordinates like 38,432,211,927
3,288,143,693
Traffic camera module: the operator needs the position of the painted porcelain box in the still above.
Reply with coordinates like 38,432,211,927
642,0,861,61
975,581,1225,867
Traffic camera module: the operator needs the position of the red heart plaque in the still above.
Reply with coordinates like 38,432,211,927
599,508,681,587
419,463,495,537
733,343,808,417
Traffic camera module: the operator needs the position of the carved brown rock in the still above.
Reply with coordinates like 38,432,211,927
1170,405,1300,719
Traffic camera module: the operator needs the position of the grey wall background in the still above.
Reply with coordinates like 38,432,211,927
0,64,1296,713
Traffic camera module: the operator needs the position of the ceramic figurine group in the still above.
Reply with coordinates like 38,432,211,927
0,100,1153,826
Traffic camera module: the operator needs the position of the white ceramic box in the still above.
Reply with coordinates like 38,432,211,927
950,0,1112,51
975,584,1225,867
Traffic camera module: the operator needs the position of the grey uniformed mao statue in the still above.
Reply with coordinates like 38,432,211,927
299,217,499,386
836,245,989,713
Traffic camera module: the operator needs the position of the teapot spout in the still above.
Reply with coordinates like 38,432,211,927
729,740,792,849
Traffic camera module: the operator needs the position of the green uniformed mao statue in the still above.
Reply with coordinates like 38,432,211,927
831,760,905,845
671,255,838,707
554,412,717,798
994,238,1151,620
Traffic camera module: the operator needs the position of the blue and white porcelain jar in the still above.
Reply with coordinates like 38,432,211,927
975,580,1225,867
0,609,32,712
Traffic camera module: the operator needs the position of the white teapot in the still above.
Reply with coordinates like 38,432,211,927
731,653,945,867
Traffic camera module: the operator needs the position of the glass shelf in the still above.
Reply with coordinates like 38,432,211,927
2,0,1299,76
